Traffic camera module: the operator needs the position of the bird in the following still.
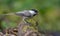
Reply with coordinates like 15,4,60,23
15,9,38,23
1,9,38,18
15,9,38,17
0,9,38,23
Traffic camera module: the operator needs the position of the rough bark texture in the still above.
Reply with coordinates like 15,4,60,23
18,21,41,36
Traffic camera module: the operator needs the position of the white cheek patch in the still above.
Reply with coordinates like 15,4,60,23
29,10,36,14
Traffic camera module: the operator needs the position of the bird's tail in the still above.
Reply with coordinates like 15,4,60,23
0,13,15,16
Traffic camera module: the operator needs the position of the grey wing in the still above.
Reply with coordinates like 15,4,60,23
15,10,31,17
15,12,25,16
23,12,31,17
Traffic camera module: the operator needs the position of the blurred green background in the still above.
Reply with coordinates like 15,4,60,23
0,0,60,32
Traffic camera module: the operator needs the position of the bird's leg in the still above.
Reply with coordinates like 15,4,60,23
24,18,28,23
23,17,27,23
22,17,29,24
24,18,31,25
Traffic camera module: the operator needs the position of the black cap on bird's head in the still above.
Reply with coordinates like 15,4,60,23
31,9,38,14
30,9,38,16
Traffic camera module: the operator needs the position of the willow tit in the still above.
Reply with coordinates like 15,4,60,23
1,9,38,23
15,9,38,18
15,9,38,23
0,9,38,18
